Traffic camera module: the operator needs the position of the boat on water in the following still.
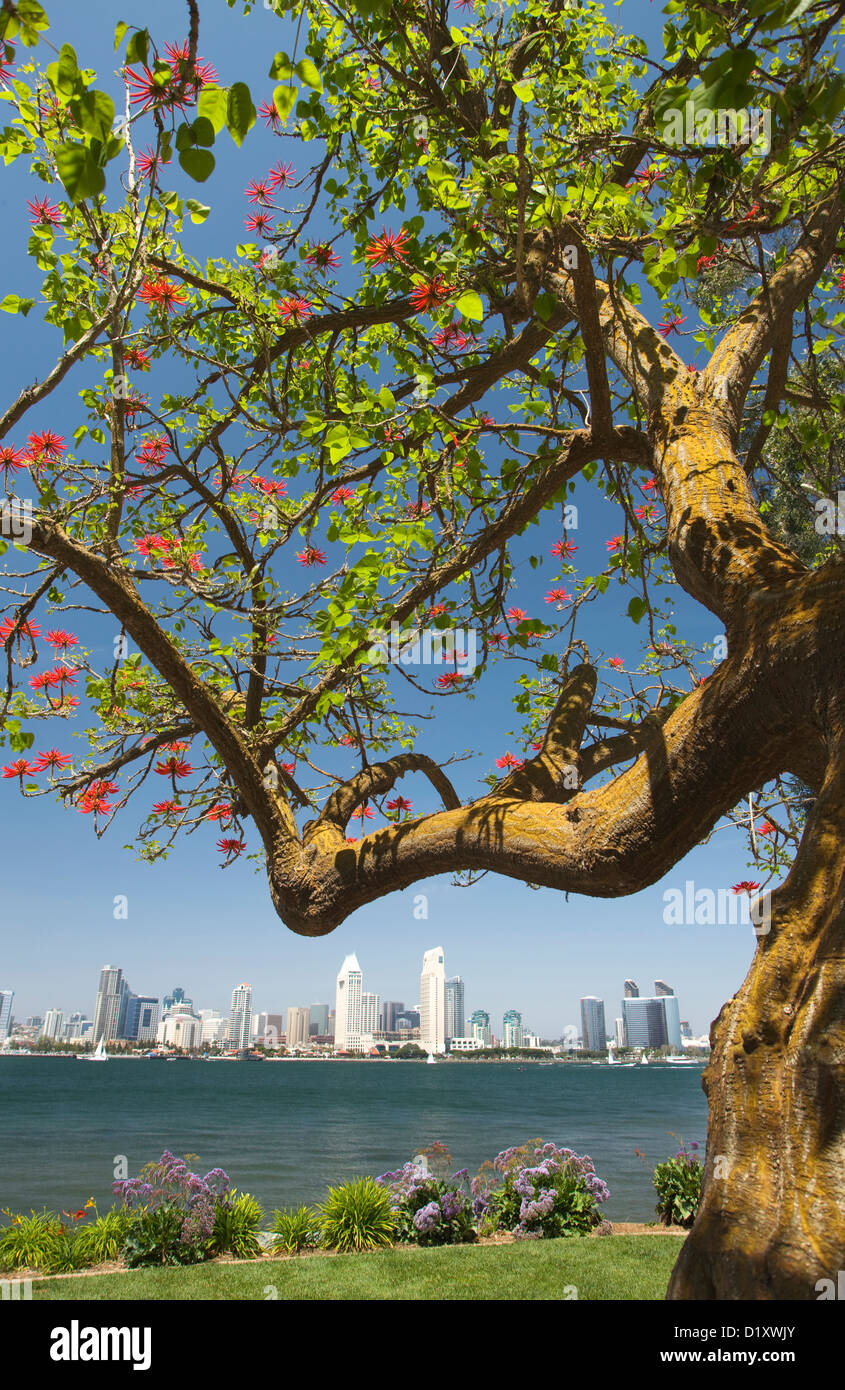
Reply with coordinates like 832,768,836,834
426,1052,437,1065
663,1054,703,1065
78,1037,108,1062
640,1053,649,1065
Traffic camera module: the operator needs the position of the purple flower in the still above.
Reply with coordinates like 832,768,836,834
413,1202,440,1234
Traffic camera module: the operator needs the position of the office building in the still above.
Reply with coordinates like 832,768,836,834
125,996,160,1043
200,1012,229,1046
419,947,446,1055
381,1001,404,1034
159,1013,202,1049
162,986,194,1015
0,990,14,1041
580,997,607,1051
40,1009,65,1041
654,979,673,997
361,992,381,1036
449,1037,484,1052
93,966,130,1042
624,979,639,998
445,977,465,1044
229,983,253,1050
614,1017,625,1048
286,1006,311,1048
470,1009,491,1045
309,1003,330,1036
502,1009,524,1049
622,993,682,1049
334,953,363,1052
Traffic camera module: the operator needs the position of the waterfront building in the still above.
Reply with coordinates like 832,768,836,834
159,1012,202,1049
361,992,381,1036
622,993,682,1049
381,1001,404,1033
444,977,465,1044
309,1003,330,1036
450,1036,484,1052
0,990,14,1041
93,966,130,1042
502,1009,524,1049
40,1008,64,1041
654,979,674,997
286,1006,311,1048
334,954,363,1052
624,979,639,998
229,983,253,1050
200,1013,230,1046
470,1009,491,1045
419,947,446,1055
614,1016,625,1048
162,986,194,1015
124,997,160,1044
580,996,607,1051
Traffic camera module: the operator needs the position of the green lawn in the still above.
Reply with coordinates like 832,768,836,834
31,1234,685,1301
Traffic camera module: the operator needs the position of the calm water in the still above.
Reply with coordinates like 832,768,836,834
0,1058,707,1220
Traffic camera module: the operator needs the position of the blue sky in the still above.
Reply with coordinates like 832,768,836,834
0,0,767,1036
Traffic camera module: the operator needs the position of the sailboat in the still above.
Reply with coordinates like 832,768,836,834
640,1053,649,1065
78,1036,108,1061
426,1052,437,1065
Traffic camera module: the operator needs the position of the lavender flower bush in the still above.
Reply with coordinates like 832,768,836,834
376,1156,477,1247
114,1151,232,1267
478,1140,610,1239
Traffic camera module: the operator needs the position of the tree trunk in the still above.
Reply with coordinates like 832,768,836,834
667,757,845,1299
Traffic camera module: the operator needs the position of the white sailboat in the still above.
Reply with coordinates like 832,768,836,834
426,1052,437,1065
79,1036,108,1061
640,1053,649,1065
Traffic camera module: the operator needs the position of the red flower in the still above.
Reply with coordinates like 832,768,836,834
245,211,274,237
137,278,186,313
154,757,193,778
544,588,571,605
296,546,327,566
635,504,657,521
696,253,718,273
731,881,761,894
0,617,41,644
428,603,447,617
608,657,624,669
163,41,217,92
46,665,77,690
31,749,72,773
757,822,775,836
277,296,313,325
641,479,658,493
305,242,341,271
136,435,170,469
2,759,35,780
255,477,287,497
258,99,282,130
351,805,374,820
217,837,246,856
386,795,413,812
409,274,457,314
495,752,524,770
550,539,577,559
45,629,78,650
331,486,355,504
628,163,662,192
606,535,623,552
246,179,272,205
0,445,27,483
125,346,151,370
206,802,233,821
136,534,171,559
658,314,686,337
432,323,474,351
136,146,171,180
488,632,507,648
27,197,63,227
268,161,295,190
27,431,65,462
152,800,183,816
435,671,464,689
506,607,526,623
365,227,412,267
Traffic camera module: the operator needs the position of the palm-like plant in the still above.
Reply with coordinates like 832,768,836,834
316,1178,396,1253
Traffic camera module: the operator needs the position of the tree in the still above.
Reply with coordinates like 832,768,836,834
1,0,844,1298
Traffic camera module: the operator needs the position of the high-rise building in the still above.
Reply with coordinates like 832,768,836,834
361,992,380,1036
470,1009,491,1045
229,983,253,1050
159,1013,202,1049
396,1009,420,1030
200,1012,229,1045
502,1009,524,1049
0,990,14,1041
125,997,160,1043
445,977,465,1044
40,1009,65,1040
252,1012,284,1046
93,966,130,1041
419,947,446,1055
654,980,673,997
381,1001,404,1034
614,1017,625,1048
162,987,194,1016
680,1020,692,1039
624,979,639,998
309,1003,330,1036
622,994,682,1049
286,1006,311,1048
334,954,363,1052
580,997,607,1051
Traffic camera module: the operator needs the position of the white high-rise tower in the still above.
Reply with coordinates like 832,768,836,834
334,953,363,1052
420,947,446,1055
229,983,253,1050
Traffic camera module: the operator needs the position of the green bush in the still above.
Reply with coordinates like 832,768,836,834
73,1208,135,1266
316,1178,396,1253
0,1211,88,1273
209,1191,263,1259
271,1205,318,1254
653,1144,703,1228
122,1205,208,1268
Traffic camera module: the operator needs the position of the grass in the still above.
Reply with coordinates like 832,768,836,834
29,1234,685,1301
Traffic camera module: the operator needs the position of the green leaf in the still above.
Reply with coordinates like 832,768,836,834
178,147,216,182
158,188,181,212
226,82,256,146
198,86,229,133
114,20,128,50
0,294,34,315
295,58,322,92
71,89,115,143
185,198,211,224
268,51,294,80
124,29,149,66
55,142,106,203
627,596,647,624
513,81,535,102
455,290,483,321
272,84,297,123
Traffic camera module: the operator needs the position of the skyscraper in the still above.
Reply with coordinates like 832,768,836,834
40,1009,64,1040
419,947,446,1055
622,993,682,1049
334,954,363,1052
580,997,607,1051
654,980,673,997
624,979,639,998
502,1009,524,1048
125,997,160,1043
309,1003,330,1036
286,1006,311,1048
445,977,465,1044
361,992,380,1036
470,1009,491,1045
229,983,253,1050
162,986,194,1016
0,990,13,1041
93,966,129,1042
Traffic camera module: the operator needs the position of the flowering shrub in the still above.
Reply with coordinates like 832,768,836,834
652,1141,702,1228
477,1140,610,1239
376,1159,477,1247
114,1151,231,1266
